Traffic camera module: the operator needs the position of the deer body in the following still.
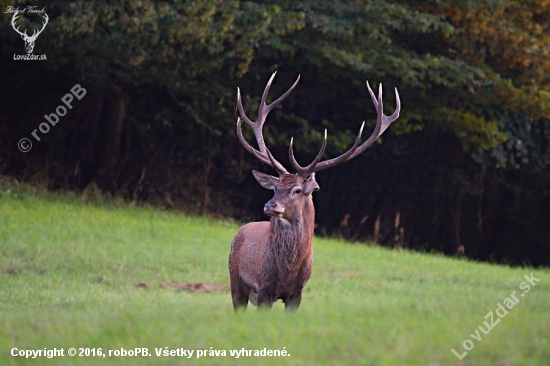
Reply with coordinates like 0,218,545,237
230,174,316,309
229,72,400,311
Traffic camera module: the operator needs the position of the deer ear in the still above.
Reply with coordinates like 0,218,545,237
303,173,320,195
252,170,279,190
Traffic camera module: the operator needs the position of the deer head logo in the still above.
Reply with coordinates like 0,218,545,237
11,10,49,54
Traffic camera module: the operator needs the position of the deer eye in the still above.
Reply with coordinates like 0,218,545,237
294,188,302,195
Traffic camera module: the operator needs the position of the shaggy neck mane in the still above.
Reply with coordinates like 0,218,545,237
268,196,315,283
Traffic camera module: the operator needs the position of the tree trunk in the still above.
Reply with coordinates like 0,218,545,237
75,91,105,188
452,190,464,255
202,127,213,215
93,90,130,190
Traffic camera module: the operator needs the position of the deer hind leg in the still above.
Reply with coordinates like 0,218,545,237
231,278,250,311
284,289,303,311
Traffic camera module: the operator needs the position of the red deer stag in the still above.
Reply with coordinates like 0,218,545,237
229,72,400,311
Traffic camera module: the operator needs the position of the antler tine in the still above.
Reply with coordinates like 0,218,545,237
304,121,366,175
236,118,288,175
256,72,277,123
237,73,300,145
349,82,385,155
236,72,300,175
297,81,399,175
343,82,400,160
236,117,269,164
388,87,401,123
265,73,301,114
289,129,328,176
11,11,25,36
236,87,254,127
34,12,49,37
265,147,289,175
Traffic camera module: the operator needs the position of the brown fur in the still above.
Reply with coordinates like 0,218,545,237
228,174,316,310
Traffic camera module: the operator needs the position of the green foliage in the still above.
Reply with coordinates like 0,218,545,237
1,0,550,262
474,114,550,170
442,110,507,152
3,0,548,154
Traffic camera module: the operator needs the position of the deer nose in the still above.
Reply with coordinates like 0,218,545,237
264,201,284,217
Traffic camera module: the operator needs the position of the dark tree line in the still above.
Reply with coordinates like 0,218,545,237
1,0,549,265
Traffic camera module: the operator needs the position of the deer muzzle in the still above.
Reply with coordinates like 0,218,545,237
264,200,284,218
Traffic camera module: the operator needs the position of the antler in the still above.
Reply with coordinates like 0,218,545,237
31,12,49,40
236,72,300,175
11,11,49,40
289,81,400,176
11,11,26,38
236,74,400,178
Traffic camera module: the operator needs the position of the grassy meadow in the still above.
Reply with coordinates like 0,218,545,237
0,184,549,365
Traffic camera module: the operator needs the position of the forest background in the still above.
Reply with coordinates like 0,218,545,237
1,0,549,265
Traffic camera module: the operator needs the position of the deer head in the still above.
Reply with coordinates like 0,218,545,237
252,171,319,222
11,10,49,54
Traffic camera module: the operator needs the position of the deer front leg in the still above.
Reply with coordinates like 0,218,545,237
284,258,311,311
256,289,274,310
284,289,303,311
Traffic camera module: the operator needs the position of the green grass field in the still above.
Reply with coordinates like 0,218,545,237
0,184,549,365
